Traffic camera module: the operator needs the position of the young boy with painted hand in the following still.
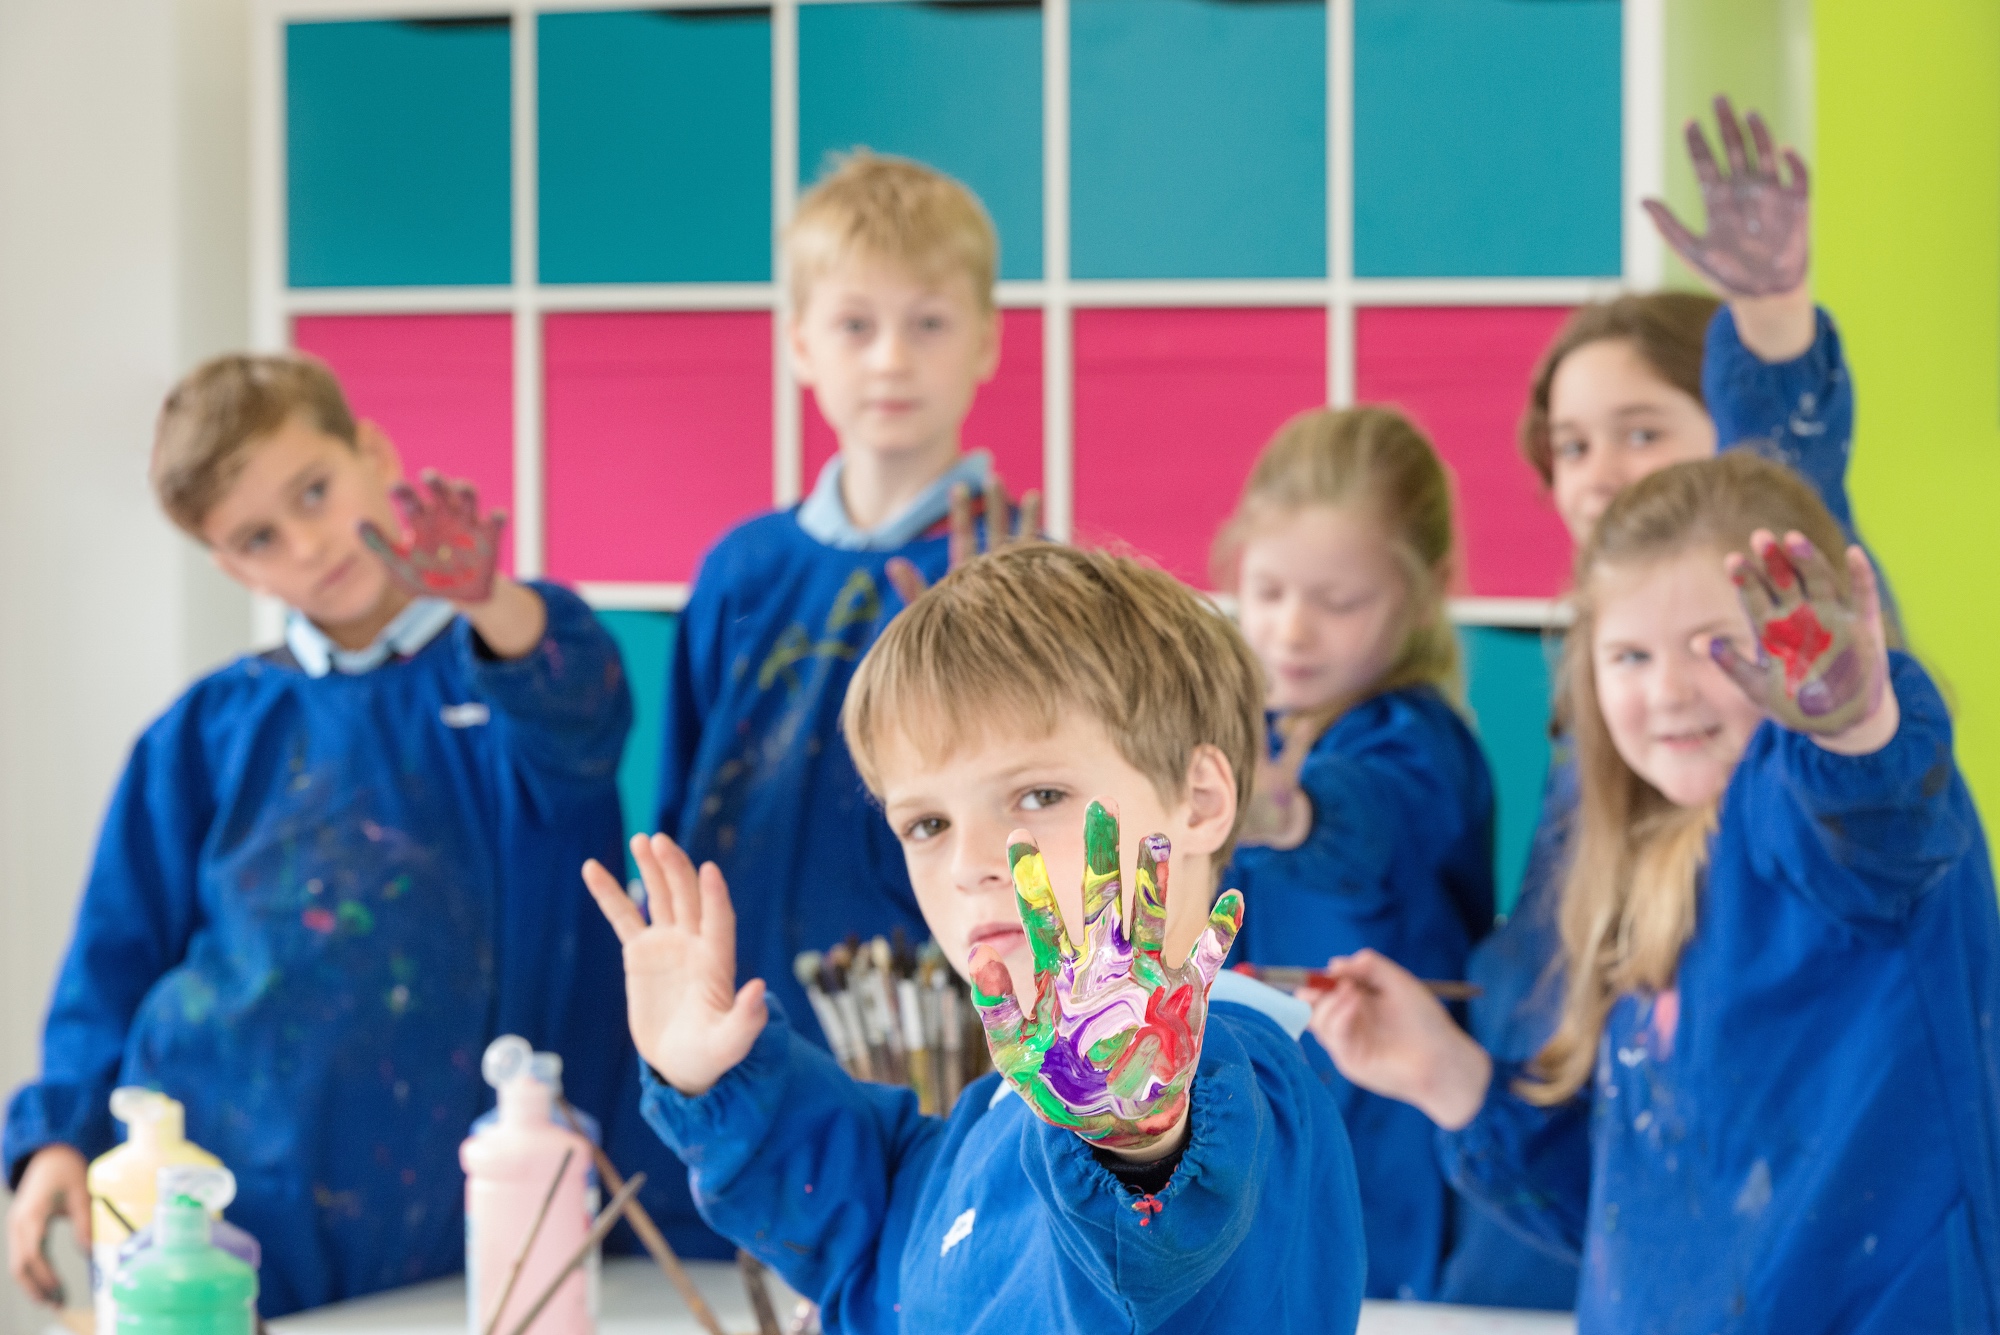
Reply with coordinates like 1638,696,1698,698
2,355,660,1313
590,546,1365,1334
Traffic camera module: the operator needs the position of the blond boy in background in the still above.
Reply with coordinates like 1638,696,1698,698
656,152,1035,1040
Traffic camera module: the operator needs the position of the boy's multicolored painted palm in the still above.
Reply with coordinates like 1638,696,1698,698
968,801,1243,1153
360,471,507,603
1643,96,1809,297
1712,530,1886,737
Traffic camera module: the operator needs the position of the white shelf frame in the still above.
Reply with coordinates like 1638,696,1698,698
249,0,1663,633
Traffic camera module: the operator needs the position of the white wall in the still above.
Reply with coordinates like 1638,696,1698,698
0,1,251,1327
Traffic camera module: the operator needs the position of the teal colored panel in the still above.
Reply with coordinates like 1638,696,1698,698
799,2,1043,281
540,10,772,283
1354,0,1621,278
598,610,677,865
1460,625,1559,917
1071,0,1325,279
287,19,512,287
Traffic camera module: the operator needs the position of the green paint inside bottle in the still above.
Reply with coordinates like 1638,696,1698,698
112,1193,257,1335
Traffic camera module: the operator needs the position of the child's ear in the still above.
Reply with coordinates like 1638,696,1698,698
787,314,819,387
975,304,1002,384
1178,744,1238,859
356,420,404,486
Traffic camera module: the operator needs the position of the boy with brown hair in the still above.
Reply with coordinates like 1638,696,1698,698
656,151,1035,1044
3,353,673,1313
591,545,1366,1334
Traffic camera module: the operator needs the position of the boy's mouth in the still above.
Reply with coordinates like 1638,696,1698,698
316,555,358,595
965,921,1026,957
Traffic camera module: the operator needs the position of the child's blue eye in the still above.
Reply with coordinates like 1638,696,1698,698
1019,788,1066,812
300,479,328,509
903,816,947,843
1626,429,1660,449
915,315,947,335
242,528,274,555
839,317,870,338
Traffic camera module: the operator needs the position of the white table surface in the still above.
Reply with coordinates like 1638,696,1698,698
260,1257,1576,1335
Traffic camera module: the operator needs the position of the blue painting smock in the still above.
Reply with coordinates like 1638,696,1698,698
639,974,1367,1334
1226,684,1495,1299
1441,655,2000,1333
1,585,690,1314
657,452,994,1039
1444,302,1881,1308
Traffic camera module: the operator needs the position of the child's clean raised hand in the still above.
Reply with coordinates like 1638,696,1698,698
1643,96,1808,298
968,799,1242,1156
359,470,508,604
1711,530,1891,741
581,834,768,1096
1308,949,1491,1132
885,475,1042,604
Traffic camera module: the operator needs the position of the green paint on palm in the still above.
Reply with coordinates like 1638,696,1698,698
1089,1030,1133,1067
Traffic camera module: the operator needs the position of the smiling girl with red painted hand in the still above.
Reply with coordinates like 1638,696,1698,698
1310,451,2000,1334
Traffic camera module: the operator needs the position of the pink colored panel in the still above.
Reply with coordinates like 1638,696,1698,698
1073,308,1326,586
1354,306,1575,599
803,308,1045,497
292,314,515,572
543,311,773,585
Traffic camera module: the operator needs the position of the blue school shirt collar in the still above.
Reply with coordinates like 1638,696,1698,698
284,597,457,678
796,450,993,551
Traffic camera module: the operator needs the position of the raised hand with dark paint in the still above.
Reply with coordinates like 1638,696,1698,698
1711,529,1890,739
360,470,508,604
968,799,1242,1156
885,475,1043,605
1644,96,1809,299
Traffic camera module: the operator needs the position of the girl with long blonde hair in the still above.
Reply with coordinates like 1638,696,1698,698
1215,405,1495,1300
1311,452,1999,1332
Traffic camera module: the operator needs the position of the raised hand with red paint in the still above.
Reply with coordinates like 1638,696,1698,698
1643,96,1809,299
360,470,508,604
1710,529,1895,745
968,799,1243,1157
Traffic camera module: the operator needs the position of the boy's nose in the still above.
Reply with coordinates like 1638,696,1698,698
950,823,1015,895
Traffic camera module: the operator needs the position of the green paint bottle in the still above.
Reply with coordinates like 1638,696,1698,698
111,1191,257,1335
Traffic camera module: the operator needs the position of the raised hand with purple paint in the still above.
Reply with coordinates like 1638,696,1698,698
1710,529,1889,738
359,470,508,604
968,799,1243,1155
1644,96,1809,298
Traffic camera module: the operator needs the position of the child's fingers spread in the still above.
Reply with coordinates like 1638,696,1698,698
967,944,1026,1045
1846,546,1884,631
582,858,649,943
948,484,976,569
1079,800,1125,957
697,861,736,960
884,556,928,605
721,978,769,1049
425,471,455,512
1016,490,1042,544
1786,533,1843,605
629,834,676,926
648,833,704,931
1686,119,1723,190
357,521,398,560
1707,636,1769,704
1714,95,1750,174
1642,199,1703,262
1007,830,1076,964
1782,147,1810,198
1746,110,1777,177
984,475,1008,555
1188,889,1244,987
1131,835,1171,957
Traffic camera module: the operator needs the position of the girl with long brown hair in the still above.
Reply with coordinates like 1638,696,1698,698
1310,452,1999,1332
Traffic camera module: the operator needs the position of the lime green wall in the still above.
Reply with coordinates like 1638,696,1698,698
1813,1,2000,827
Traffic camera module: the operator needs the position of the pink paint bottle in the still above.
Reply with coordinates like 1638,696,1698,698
461,1036,598,1335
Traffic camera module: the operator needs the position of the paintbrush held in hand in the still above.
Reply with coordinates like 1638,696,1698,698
1234,963,1482,1002
795,929,990,1116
